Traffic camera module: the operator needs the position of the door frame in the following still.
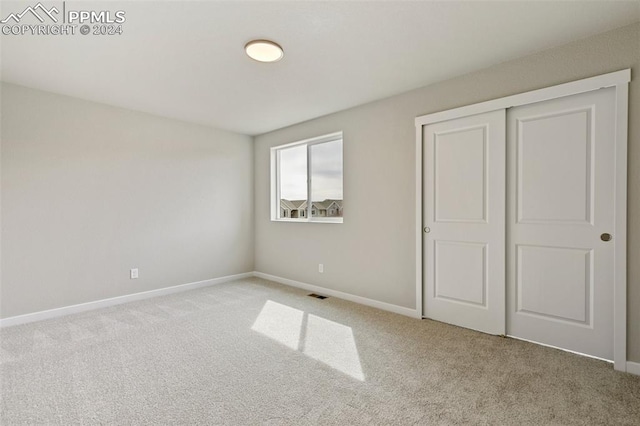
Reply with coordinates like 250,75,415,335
414,69,630,372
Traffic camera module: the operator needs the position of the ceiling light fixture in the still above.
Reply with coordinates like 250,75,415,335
245,39,284,63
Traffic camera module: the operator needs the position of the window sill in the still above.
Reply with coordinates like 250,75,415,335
271,218,343,224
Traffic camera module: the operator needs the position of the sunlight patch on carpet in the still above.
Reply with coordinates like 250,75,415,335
251,300,304,350
251,300,365,381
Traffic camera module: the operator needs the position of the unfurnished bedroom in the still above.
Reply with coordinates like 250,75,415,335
1,1,639,424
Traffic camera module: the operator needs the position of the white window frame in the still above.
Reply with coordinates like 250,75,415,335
271,131,343,223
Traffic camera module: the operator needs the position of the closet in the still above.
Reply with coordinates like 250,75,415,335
415,70,629,369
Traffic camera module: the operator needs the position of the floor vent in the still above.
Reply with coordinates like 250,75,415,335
308,293,328,300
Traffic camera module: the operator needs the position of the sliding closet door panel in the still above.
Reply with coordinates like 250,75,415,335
507,88,615,360
423,110,506,335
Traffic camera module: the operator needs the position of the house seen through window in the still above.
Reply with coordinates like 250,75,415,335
272,132,343,222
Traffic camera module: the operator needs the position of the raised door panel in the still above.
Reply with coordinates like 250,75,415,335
516,245,591,325
434,241,487,306
517,108,593,225
435,127,487,223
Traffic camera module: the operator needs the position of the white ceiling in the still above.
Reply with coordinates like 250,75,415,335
2,1,639,135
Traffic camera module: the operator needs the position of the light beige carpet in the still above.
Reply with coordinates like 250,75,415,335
1,277,639,425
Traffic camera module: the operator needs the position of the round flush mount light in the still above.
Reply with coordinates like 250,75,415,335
245,39,284,63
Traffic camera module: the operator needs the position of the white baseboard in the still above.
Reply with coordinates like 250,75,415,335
627,361,640,376
253,271,419,319
0,272,254,328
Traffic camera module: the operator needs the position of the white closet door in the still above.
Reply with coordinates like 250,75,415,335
423,110,506,335
506,88,616,360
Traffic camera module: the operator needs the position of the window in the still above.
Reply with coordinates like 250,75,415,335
271,132,343,223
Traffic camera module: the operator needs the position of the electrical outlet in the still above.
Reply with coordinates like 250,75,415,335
130,268,139,279
319,264,324,273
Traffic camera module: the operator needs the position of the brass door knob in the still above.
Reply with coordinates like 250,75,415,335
601,233,613,242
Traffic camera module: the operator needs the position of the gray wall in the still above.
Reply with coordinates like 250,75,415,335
254,23,640,361
1,83,254,318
